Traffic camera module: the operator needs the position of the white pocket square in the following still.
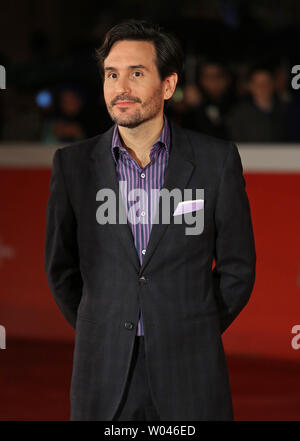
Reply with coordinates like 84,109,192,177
173,199,204,216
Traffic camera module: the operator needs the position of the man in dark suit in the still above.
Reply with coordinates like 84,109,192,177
44,19,256,421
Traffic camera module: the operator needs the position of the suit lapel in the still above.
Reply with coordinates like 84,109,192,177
139,120,195,274
90,126,141,272
89,119,195,275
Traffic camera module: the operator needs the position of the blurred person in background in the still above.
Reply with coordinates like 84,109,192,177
234,62,251,99
274,64,292,105
1,87,41,141
42,85,88,143
227,66,286,142
272,63,300,142
182,83,202,108
179,82,202,127
284,95,300,142
182,60,235,140
167,82,202,127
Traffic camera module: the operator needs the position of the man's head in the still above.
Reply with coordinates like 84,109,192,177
95,19,184,128
247,67,275,103
59,88,83,116
198,61,230,99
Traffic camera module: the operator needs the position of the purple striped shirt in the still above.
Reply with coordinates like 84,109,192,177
111,113,171,335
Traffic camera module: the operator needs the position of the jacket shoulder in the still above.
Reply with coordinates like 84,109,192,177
54,124,114,171
57,133,104,159
180,126,235,160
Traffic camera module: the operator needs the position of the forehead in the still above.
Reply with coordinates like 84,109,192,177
251,71,273,82
202,65,224,77
104,40,156,69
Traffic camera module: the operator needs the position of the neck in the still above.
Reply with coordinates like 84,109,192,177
254,96,273,111
117,112,165,167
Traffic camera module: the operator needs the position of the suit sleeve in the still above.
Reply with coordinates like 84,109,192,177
212,143,256,334
44,148,83,329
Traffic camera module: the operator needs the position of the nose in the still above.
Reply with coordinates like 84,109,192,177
115,75,131,95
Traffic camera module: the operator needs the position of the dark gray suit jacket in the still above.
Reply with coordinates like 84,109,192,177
44,119,256,421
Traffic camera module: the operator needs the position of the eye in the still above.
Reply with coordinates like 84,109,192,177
107,72,117,79
133,71,142,77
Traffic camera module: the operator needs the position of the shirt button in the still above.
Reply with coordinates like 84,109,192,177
141,249,146,255
141,211,146,217
124,321,135,330
141,173,146,178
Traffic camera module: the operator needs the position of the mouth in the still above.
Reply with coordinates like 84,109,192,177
115,101,137,107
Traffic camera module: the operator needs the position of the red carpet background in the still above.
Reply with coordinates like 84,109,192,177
0,165,299,420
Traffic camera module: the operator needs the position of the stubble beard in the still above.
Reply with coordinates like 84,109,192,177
107,86,164,129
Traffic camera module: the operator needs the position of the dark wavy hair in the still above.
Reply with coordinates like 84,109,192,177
95,19,184,84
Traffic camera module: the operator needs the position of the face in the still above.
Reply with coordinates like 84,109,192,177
103,40,176,128
183,84,201,107
200,64,229,98
60,90,82,116
249,71,274,101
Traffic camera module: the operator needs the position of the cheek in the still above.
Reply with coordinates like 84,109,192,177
142,83,163,101
103,84,112,102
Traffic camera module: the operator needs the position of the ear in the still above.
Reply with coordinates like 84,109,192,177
163,73,178,100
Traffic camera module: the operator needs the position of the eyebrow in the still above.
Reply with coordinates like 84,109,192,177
104,64,149,72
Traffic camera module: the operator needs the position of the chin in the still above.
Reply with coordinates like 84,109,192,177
117,120,142,129
111,113,144,129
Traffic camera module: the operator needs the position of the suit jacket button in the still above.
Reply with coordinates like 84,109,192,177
124,321,134,330
139,276,147,284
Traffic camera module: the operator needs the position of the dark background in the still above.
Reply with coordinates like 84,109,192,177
0,0,300,142
0,0,299,422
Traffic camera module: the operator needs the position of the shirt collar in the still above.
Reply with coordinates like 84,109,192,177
111,113,171,164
